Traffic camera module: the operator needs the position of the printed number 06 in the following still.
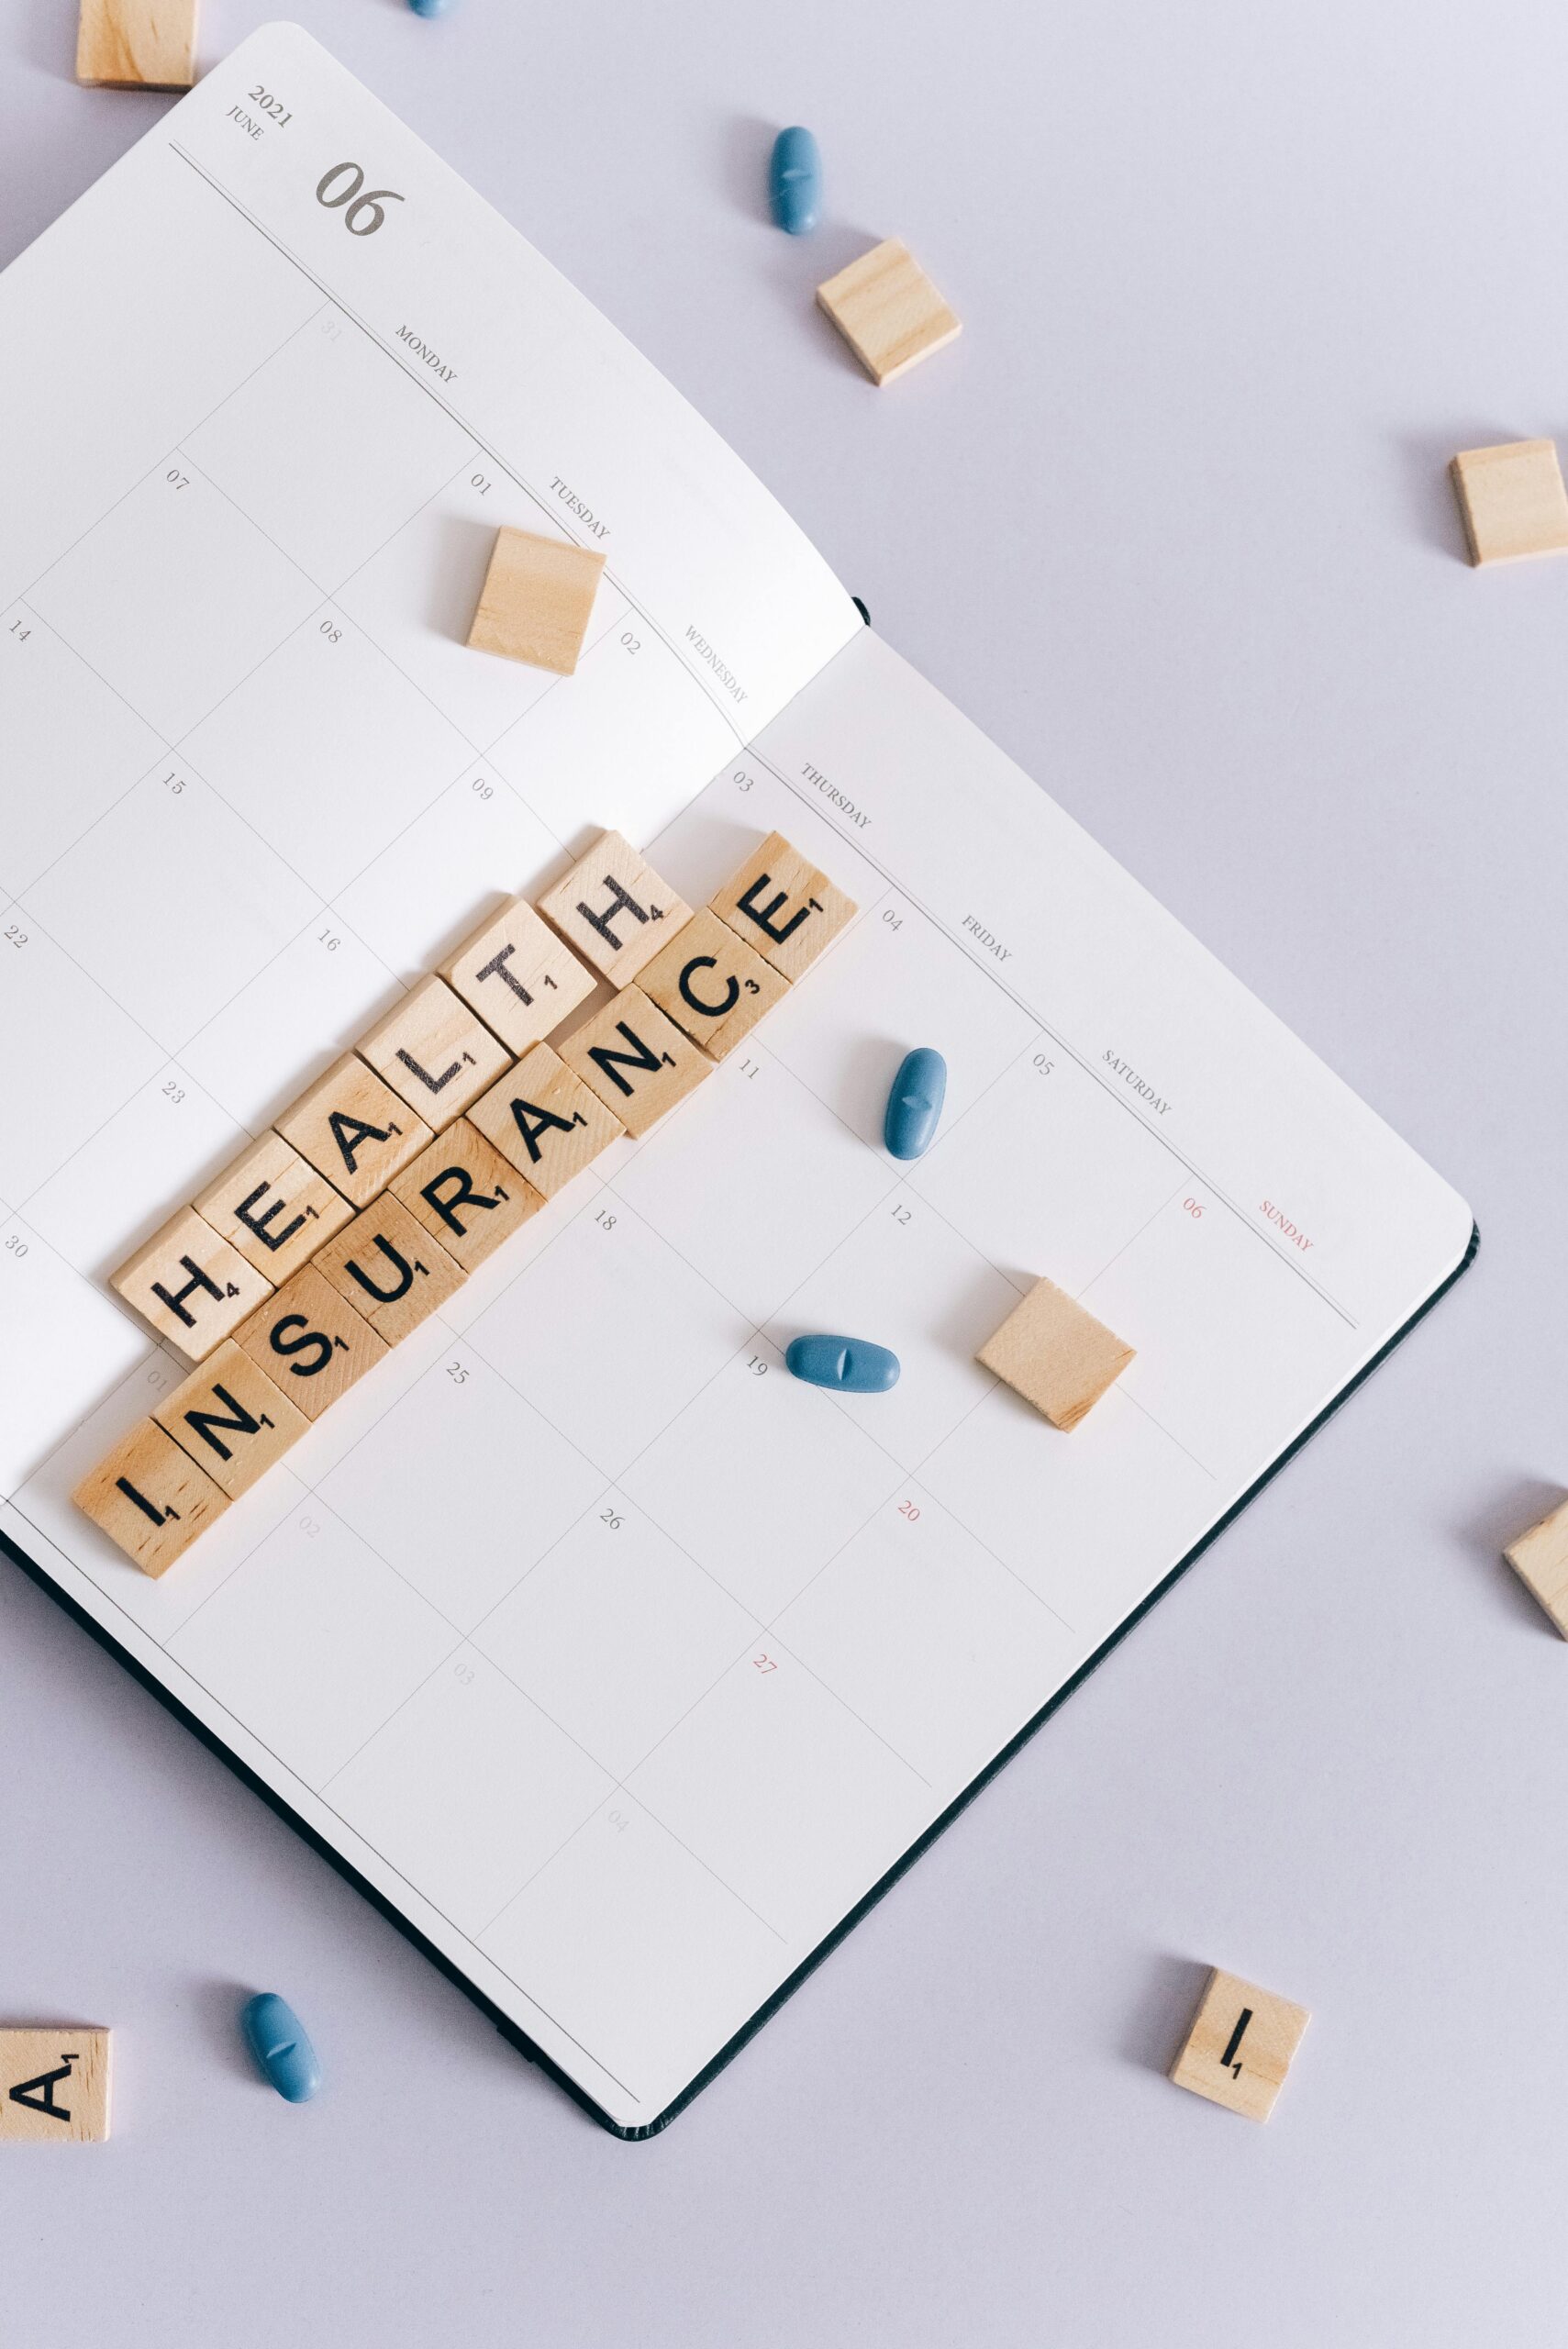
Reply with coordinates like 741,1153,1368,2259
316,161,404,236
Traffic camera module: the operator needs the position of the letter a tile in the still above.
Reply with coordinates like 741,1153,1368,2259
0,2026,113,2142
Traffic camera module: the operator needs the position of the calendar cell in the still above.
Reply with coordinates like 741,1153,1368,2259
317,1343,604,1631
626,1641,929,1943
284,1315,456,1487
0,613,161,899
328,1646,611,1940
921,1382,1215,1640
474,1494,758,1781
487,617,735,851
28,462,318,743
23,1063,246,1282
167,1502,456,1790
773,1486,1079,1792
465,1195,748,1480
333,764,562,984
184,306,473,590
608,1043,897,1328
621,1340,899,1621
767,1182,1018,1470
761,891,1036,1150
1080,1187,1350,1478
0,1222,150,1496
24,763,317,1055
909,1045,1183,1294
177,917,395,1132
339,476,628,746
182,610,472,902
0,914,164,1199
479,1796,784,2115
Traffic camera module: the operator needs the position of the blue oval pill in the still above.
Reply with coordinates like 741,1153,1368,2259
241,1992,322,2104
786,1334,900,1393
769,126,821,236
408,0,452,17
884,1047,947,1161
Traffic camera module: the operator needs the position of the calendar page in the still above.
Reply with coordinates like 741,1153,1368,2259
0,28,1473,2137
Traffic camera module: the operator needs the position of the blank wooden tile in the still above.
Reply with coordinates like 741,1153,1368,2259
816,238,962,386
233,1265,389,1421
637,906,790,1059
0,2027,112,2143
557,985,714,1138
193,1130,353,1285
309,1196,467,1346
77,0,195,88
390,1119,545,1274
152,1339,308,1500
709,831,857,982
537,829,692,987
1504,1495,1568,1634
975,1275,1133,1431
111,1205,273,1360
466,526,606,674
72,1419,228,1577
357,974,512,1130
468,1042,623,1199
1170,1967,1310,2121
1451,440,1568,565
440,894,597,1055
275,1052,434,1208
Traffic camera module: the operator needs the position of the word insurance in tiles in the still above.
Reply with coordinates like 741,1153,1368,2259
74,830,856,1576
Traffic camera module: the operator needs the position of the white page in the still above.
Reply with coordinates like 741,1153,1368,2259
0,28,1471,2135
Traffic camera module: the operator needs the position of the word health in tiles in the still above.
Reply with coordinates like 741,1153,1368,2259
73,830,858,1575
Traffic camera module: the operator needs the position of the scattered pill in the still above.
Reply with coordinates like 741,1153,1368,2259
408,0,453,17
769,126,821,236
785,1334,900,1393
884,1047,946,1160
240,1992,321,2104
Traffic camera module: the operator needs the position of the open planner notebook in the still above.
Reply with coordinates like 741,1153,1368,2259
0,24,1474,2136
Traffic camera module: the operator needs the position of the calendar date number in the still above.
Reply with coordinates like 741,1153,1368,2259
248,84,293,126
316,161,405,237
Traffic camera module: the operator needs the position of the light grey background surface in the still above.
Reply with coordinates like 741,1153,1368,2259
4,2,1565,2342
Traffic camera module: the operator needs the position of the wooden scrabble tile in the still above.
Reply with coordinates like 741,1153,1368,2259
72,1419,228,1577
1169,1967,1310,2121
975,1275,1133,1431
466,526,606,674
1451,439,1568,565
111,1205,273,1360
76,0,195,88
557,986,714,1138
390,1119,545,1273
0,2027,112,2143
816,238,962,386
357,974,513,1131
309,1196,467,1346
275,1052,434,1208
193,1130,353,1285
233,1265,389,1421
440,894,597,1055
1503,1495,1568,1634
468,1042,623,1199
537,829,692,987
152,1340,308,1500
637,906,790,1059
709,831,857,982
